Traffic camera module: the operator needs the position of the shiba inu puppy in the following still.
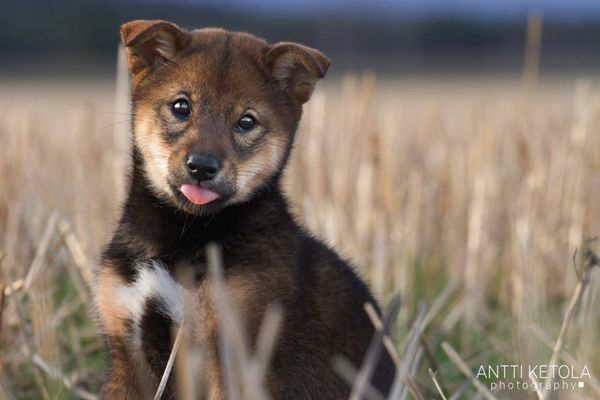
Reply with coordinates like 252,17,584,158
94,19,395,399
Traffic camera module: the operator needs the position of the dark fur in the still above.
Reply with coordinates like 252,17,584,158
95,20,395,399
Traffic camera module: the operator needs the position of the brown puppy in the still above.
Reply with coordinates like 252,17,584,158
94,20,395,399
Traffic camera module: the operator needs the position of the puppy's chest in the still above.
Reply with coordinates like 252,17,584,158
102,259,280,352
112,261,188,351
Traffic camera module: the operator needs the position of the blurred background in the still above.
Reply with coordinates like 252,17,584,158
2,0,600,75
1,1,600,399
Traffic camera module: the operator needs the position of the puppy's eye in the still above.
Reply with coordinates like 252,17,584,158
171,99,190,118
235,115,257,132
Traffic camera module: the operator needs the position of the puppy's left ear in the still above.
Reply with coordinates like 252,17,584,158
121,20,191,75
265,43,330,104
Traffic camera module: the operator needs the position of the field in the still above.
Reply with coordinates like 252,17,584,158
1,67,600,400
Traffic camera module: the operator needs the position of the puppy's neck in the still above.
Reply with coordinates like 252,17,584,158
116,147,292,261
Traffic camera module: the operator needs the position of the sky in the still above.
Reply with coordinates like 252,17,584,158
194,0,600,21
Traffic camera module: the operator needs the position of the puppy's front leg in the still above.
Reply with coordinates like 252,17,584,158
100,337,144,399
95,263,146,399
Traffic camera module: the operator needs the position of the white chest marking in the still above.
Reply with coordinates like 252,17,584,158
116,261,185,325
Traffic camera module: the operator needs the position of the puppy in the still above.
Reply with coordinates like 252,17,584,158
94,20,395,399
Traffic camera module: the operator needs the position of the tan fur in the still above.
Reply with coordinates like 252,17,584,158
134,112,174,201
231,136,288,204
96,263,132,336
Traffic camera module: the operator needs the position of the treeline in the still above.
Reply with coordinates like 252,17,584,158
3,1,600,72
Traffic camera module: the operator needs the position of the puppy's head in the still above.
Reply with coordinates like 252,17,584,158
121,20,329,215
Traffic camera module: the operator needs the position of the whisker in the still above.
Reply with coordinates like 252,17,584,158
99,120,132,132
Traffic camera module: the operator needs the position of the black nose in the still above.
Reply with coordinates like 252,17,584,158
187,155,220,182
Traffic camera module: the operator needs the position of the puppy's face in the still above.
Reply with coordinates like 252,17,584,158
121,20,329,215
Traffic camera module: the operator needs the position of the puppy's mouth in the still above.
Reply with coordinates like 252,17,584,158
180,184,220,205
169,176,236,211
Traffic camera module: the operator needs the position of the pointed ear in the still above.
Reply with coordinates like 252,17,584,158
264,43,330,104
120,20,191,74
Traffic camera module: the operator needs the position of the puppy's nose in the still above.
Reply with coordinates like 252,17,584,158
186,155,220,182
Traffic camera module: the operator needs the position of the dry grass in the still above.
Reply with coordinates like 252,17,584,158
1,51,600,398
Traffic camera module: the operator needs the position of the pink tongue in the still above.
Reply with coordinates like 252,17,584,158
181,184,220,205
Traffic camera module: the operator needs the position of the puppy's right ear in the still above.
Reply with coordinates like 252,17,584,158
120,20,190,75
